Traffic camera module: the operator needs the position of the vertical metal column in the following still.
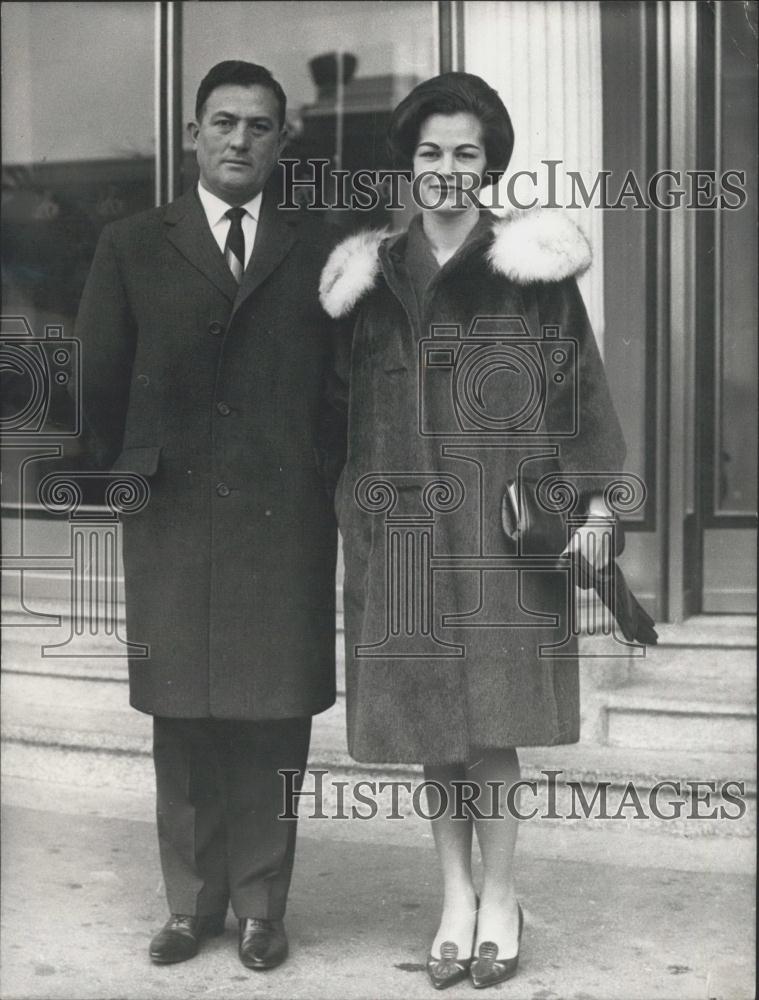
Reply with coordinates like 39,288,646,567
664,1,700,621
438,1,465,73
653,1,672,621
154,1,183,206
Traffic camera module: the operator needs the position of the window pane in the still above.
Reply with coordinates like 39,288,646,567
2,1,156,320
181,0,438,229
1,2,155,502
715,0,758,515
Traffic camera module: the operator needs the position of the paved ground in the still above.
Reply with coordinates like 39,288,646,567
0,743,755,1000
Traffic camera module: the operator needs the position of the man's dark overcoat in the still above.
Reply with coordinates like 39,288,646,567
76,183,342,719
320,210,626,764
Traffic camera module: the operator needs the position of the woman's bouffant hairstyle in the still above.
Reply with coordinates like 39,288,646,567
387,72,514,187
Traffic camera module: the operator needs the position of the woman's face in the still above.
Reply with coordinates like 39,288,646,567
412,112,487,213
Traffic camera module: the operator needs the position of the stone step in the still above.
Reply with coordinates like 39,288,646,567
2,607,347,690
3,599,350,635
2,671,755,803
598,679,756,753
5,641,755,756
4,602,755,766
2,568,347,614
630,645,756,685
4,601,754,686
4,567,754,653
6,595,754,643
5,636,756,751
654,615,756,649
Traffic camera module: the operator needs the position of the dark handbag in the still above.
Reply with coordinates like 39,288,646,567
501,479,658,645
501,479,572,556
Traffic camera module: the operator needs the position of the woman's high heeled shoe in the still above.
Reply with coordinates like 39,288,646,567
426,941,472,990
470,902,523,989
426,895,479,990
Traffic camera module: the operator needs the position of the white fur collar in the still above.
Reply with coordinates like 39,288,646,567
319,228,389,321
486,207,592,285
319,209,591,319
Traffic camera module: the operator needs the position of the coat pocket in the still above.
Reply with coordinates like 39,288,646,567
111,445,162,477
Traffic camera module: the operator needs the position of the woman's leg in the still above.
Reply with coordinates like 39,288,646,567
469,748,521,955
424,762,478,957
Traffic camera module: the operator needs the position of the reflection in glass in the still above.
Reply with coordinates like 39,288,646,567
181,1,437,230
1,1,155,501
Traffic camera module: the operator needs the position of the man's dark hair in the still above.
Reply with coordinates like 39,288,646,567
387,72,514,188
195,60,287,128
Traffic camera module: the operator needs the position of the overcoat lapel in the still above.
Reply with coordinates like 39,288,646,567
231,185,299,321
163,189,239,302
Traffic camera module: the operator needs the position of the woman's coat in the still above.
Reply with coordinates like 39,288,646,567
320,209,626,763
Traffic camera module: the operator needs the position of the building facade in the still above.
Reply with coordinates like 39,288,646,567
2,0,756,622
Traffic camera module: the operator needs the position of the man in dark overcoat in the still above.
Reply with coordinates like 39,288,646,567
75,61,343,971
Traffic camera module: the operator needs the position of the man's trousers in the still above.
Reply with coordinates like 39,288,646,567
152,716,311,921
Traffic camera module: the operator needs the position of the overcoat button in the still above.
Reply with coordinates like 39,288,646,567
208,321,224,336
136,374,149,386
216,401,231,416
216,482,231,497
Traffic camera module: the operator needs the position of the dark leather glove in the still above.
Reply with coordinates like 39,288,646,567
573,552,658,645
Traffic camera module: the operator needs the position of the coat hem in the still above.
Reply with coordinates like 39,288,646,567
346,732,581,767
129,693,337,720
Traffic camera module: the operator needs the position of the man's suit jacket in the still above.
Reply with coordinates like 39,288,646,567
76,182,343,719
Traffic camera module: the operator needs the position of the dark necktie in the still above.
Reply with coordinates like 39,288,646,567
224,206,246,282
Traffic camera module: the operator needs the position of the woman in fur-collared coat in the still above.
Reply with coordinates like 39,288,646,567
320,73,625,989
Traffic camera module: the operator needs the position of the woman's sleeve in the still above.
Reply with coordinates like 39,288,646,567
537,277,626,489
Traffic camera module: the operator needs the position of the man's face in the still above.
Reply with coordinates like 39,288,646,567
188,83,286,204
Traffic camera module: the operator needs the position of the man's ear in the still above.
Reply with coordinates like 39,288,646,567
277,127,289,156
187,121,200,146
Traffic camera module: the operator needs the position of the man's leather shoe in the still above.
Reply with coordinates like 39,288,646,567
238,917,288,970
149,913,226,965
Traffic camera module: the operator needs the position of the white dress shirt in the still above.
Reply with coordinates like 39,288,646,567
197,183,262,270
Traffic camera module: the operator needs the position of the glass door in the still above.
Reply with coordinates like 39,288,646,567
696,0,757,612
180,0,438,231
